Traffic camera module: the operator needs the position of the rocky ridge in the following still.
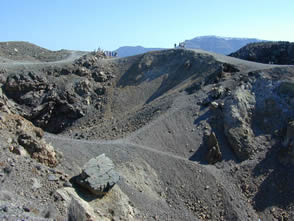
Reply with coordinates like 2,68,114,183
230,41,294,64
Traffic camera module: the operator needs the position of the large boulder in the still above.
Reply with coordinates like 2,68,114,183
75,154,120,196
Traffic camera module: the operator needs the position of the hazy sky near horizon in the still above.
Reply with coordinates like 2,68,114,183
1,0,294,51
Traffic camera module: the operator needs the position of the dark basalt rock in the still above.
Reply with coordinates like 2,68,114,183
230,41,294,65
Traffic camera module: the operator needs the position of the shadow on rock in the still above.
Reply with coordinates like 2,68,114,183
193,109,211,126
190,109,238,164
189,142,209,164
69,176,103,202
189,129,237,164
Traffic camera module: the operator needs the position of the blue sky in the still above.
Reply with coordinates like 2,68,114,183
1,0,294,51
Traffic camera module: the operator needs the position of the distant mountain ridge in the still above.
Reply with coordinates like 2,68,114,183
183,35,264,55
114,36,265,57
114,46,164,58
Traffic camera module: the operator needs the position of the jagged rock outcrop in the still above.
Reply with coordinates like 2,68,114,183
3,71,86,133
75,51,106,68
75,154,120,196
0,86,17,114
204,131,222,164
0,113,58,167
0,85,58,166
253,78,293,133
223,72,294,160
1,51,115,134
223,87,256,160
1,83,58,165
230,41,294,64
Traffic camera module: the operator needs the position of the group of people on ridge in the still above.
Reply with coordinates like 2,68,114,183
174,42,186,48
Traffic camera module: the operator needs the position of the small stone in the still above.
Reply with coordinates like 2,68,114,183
32,178,42,189
35,164,42,170
60,176,66,181
23,206,30,212
1,206,8,212
210,101,219,109
12,145,28,157
49,168,56,174
48,174,58,181
205,185,210,190
3,166,12,174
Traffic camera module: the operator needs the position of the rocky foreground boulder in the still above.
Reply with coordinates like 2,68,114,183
75,154,120,196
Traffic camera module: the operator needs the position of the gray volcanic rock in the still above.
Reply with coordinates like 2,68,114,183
75,154,119,196
223,87,256,160
223,71,294,161
74,51,106,67
3,71,85,133
1,50,114,133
